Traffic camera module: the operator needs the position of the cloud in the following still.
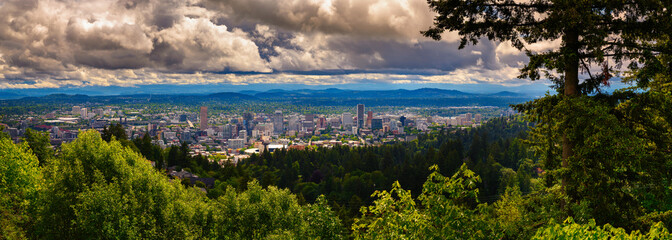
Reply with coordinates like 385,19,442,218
152,17,270,72
0,0,539,89
0,0,269,79
206,0,436,39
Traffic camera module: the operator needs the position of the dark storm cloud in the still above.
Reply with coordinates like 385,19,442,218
0,0,270,84
0,0,533,88
73,49,150,69
326,38,501,71
206,0,434,38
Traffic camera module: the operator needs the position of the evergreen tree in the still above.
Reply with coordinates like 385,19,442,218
423,0,672,226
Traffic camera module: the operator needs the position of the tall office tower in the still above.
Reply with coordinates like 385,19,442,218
371,118,383,130
318,117,326,129
239,130,247,142
357,104,365,128
304,114,314,122
200,106,208,131
289,116,300,131
399,116,407,126
342,112,353,128
366,111,373,127
273,110,283,134
243,112,254,132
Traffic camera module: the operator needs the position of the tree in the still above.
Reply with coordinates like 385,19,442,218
353,164,497,239
34,130,209,238
534,218,671,239
423,0,672,209
23,128,53,165
101,123,127,142
0,125,10,140
0,138,42,239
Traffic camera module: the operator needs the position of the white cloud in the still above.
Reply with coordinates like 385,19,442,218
0,0,542,89
153,17,270,72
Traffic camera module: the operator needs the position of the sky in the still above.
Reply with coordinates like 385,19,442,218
0,0,563,92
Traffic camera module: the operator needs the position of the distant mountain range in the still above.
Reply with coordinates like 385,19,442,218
0,88,534,107
0,88,530,100
245,88,528,99
0,92,28,100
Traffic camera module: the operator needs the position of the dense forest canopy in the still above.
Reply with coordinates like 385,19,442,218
3,114,672,239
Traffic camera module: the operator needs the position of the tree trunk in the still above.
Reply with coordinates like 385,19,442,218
562,29,580,204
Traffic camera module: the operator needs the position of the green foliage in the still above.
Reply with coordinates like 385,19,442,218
352,181,427,240
423,0,669,94
212,181,342,239
2,118,672,239
533,218,671,239
353,164,497,239
101,123,127,142
23,128,53,165
132,133,166,170
0,125,10,140
304,195,345,239
34,130,211,239
517,89,672,229
0,138,42,239
13,130,343,239
425,1,672,233
419,164,495,239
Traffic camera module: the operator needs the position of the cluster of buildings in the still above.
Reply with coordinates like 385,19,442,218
2,103,496,165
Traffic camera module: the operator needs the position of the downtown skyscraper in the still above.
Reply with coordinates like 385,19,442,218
200,106,208,131
357,104,364,128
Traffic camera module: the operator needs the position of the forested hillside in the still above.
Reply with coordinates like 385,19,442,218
3,113,672,239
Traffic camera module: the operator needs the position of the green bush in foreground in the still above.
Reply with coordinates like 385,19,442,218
533,218,671,239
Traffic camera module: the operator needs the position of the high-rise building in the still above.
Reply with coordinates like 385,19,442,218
357,104,365,128
371,118,383,130
222,124,234,139
317,117,326,129
289,116,300,131
366,111,373,127
342,112,353,128
399,116,406,126
273,110,283,134
475,114,482,123
200,106,208,131
239,130,247,142
243,112,254,132
80,108,88,118
303,114,315,132
304,114,314,122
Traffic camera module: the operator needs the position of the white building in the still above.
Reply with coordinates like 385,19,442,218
342,112,353,128
72,106,81,115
